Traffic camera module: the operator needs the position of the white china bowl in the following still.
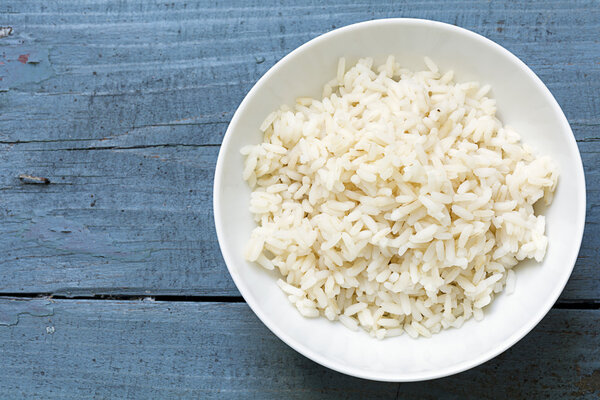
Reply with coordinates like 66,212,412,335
213,18,586,381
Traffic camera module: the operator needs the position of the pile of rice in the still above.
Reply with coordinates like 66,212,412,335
241,56,558,339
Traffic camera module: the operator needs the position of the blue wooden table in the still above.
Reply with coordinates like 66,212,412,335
0,1,598,398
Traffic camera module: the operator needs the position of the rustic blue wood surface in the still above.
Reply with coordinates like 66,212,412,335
0,298,599,399
0,0,598,398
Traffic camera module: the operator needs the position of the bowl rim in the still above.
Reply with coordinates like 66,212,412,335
213,17,587,382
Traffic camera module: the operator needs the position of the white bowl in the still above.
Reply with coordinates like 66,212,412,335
213,18,586,381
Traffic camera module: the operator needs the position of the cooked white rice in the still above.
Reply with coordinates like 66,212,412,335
241,56,558,338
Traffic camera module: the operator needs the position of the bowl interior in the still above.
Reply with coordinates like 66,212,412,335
214,19,585,381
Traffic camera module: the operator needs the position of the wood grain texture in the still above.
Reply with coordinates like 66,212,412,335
0,0,598,299
0,298,598,399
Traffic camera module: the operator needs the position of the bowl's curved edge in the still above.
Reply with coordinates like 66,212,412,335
213,18,587,382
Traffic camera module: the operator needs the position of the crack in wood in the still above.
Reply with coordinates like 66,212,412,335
0,293,246,303
0,293,597,309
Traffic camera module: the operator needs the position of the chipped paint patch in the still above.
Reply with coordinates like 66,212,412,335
0,26,12,38
0,47,54,90
0,299,54,326
17,54,29,64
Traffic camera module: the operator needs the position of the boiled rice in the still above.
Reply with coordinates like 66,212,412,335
242,56,558,338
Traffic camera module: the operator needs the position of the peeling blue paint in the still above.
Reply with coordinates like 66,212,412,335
0,46,54,90
0,299,54,326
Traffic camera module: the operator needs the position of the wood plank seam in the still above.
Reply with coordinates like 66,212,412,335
0,294,598,309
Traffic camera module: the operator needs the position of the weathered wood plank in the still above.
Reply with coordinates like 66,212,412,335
0,0,598,298
1,0,598,145
0,140,597,298
0,145,234,296
0,298,598,398
1,1,599,145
